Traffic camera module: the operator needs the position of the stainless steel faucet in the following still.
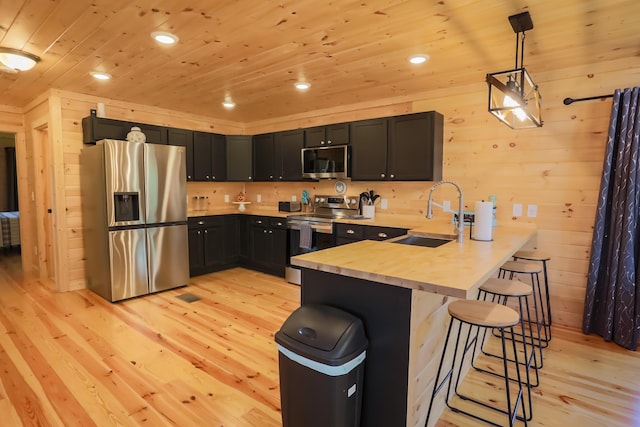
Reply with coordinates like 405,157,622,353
427,180,465,243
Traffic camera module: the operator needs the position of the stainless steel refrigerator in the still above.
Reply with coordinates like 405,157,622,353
80,139,189,302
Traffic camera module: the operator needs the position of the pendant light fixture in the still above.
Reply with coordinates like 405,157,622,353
486,12,542,129
0,47,40,71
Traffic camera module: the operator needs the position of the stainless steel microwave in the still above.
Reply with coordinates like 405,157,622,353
301,145,350,179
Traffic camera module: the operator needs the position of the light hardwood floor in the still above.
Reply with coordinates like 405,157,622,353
0,254,638,426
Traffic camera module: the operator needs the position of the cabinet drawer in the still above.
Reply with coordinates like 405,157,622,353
335,223,364,239
269,218,287,229
188,216,222,228
252,216,269,227
364,226,407,241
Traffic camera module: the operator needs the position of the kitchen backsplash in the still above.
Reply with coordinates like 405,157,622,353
187,180,505,222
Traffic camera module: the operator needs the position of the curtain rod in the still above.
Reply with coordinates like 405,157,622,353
563,94,614,105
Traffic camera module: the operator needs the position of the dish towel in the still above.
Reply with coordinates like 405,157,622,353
299,223,313,250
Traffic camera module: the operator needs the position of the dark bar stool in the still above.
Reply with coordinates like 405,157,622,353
425,300,527,427
499,261,549,352
513,251,552,341
474,278,541,421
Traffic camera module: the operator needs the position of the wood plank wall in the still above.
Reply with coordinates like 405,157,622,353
1,56,638,330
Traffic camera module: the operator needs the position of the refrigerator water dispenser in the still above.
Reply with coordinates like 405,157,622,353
114,192,140,222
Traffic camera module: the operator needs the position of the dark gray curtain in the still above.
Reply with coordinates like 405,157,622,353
5,147,18,211
583,87,640,350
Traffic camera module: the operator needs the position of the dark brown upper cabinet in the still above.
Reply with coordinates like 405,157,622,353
304,123,350,147
351,112,443,181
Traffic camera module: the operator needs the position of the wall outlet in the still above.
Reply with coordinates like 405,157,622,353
442,200,451,212
256,194,262,203
513,203,523,217
527,204,538,218
380,198,388,209
224,194,229,203
292,195,297,201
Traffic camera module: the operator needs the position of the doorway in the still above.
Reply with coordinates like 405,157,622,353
0,132,21,264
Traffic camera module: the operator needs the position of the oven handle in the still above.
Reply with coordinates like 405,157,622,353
287,222,333,234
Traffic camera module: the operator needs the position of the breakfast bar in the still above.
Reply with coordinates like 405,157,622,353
291,223,536,427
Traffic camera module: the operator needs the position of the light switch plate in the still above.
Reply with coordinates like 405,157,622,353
224,194,229,203
380,198,388,209
291,195,297,201
527,204,538,218
513,203,523,217
256,194,262,203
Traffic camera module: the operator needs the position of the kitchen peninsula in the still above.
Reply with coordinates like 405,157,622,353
290,222,536,427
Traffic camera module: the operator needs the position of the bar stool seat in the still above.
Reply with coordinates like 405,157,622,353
501,260,542,275
513,251,551,262
480,277,531,296
448,299,520,327
426,300,527,427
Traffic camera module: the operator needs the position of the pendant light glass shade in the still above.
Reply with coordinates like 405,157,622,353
0,48,40,71
486,12,542,129
486,67,542,129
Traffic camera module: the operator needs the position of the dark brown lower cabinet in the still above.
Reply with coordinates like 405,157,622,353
335,223,408,246
188,215,239,277
249,216,287,277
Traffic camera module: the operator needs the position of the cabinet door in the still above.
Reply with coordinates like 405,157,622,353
253,133,275,181
272,227,287,276
223,215,239,264
226,135,253,181
275,129,304,181
204,225,225,269
211,133,227,181
270,218,287,276
136,123,167,145
168,128,194,181
193,132,212,181
238,215,251,263
188,227,205,275
326,123,350,145
251,225,271,268
82,116,129,143
388,112,443,181
304,126,326,147
350,118,388,180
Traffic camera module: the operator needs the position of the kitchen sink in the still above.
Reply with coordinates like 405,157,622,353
391,235,453,248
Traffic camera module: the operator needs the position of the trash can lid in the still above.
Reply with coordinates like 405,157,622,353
275,304,367,365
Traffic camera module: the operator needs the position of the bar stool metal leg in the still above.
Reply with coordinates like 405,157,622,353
514,252,552,342
500,261,549,352
471,278,540,421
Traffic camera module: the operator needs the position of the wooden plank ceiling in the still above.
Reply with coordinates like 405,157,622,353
0,0,638,122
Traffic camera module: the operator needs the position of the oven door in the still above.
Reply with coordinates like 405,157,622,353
286,224,334,284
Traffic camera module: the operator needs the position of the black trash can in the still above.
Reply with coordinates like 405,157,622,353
275,304,368,427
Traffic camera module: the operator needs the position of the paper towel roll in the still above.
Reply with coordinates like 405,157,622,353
473,201,494,241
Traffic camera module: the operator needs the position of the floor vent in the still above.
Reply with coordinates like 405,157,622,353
176,293,201,303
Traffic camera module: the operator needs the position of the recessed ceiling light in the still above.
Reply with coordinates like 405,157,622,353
295,82,311,90
222,101,236,109
90,71,111,81
151,31,179,45
408,54,429,64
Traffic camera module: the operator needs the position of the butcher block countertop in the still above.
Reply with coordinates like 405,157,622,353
291,222,536,299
